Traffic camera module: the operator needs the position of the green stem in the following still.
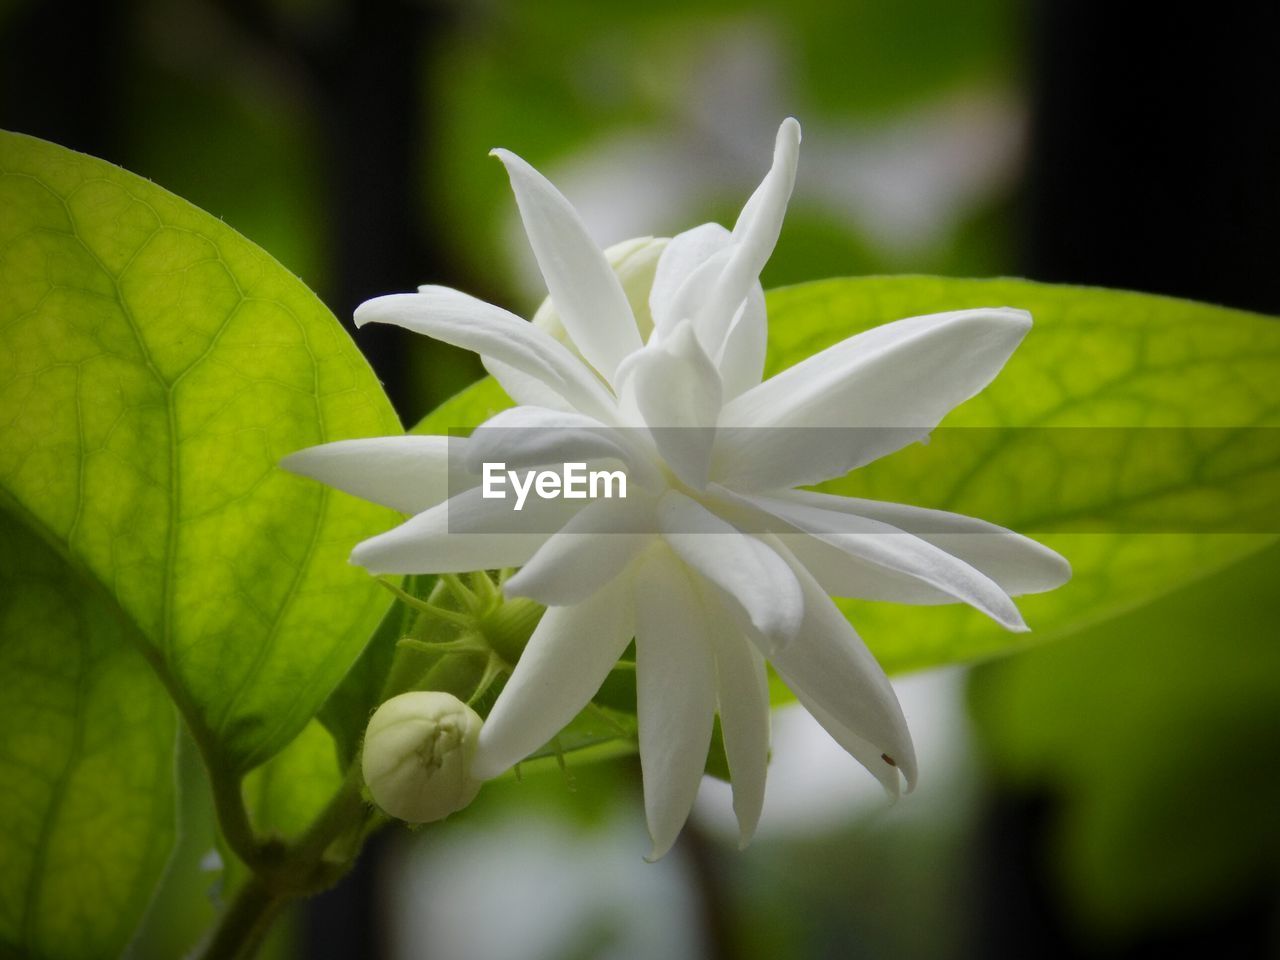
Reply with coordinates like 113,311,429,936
198,878,288,960
289,765,368,868
199,573,495,958
206,755,270,872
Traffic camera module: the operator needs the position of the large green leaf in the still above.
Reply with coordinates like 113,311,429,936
0,131,400,773
415,276,1280,674
0,512,176,960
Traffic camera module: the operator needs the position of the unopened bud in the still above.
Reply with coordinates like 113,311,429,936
361,691,483,823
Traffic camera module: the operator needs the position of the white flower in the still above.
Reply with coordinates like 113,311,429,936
285,118,1070,859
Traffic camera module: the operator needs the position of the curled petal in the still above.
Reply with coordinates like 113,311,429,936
695,118,800,355
357,287,616,424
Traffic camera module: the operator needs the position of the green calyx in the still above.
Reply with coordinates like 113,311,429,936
377,572,544,711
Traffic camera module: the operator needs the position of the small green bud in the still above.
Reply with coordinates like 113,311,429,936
361,691,483,824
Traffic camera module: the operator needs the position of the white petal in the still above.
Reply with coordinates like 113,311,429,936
466,406,629,472
715,307,1033,489
503,497,657,605
695,118,800,352
647,224,767,398
786,686,907,797
655,491,802,652
356,287,616,423
728,490,1027,631
492,148,643,380
349,484,579,574
472,574,635,779
634,550,717,860
766,542,917,793
532,237,670,350
775,533,964,605
700,583,770,845
649,222,732,334
782,490,1071,597
623,321,722,489
281,435,456,515
482,358,573,411
714,283,767,399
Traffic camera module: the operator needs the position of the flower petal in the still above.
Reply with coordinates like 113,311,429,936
492,148,643,381
536,236,669,345
357,287,616,423
466,405,632,473
727,490,1027,631
656,491,802,652
649,222,732,334
699,583,770,845
766,541,917,793
782,490,1071,597
471,573,635,779
715,307,1033,489
349,484,579,574
482,358,574,411
503,496,657,605
281,435,456,515
695,118,800,353
715,283,767,399
634,549,717,860
623,321,722,489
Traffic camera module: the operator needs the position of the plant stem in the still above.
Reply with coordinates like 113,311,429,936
198,878,288,960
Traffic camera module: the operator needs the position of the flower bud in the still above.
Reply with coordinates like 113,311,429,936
361,691,483,823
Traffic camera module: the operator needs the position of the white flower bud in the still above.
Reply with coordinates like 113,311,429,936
361,691,483,824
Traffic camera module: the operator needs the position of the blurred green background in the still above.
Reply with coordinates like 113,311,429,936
3,0,1276,958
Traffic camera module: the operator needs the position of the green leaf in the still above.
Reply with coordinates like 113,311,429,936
243,721,343,843
782,278,1280,671
0,511,176,960
0,130,400,774
969,541,1280,934
412,276,1280,674
318,576,428,770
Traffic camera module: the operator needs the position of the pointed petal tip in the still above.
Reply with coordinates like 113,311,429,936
353,295,402,329
643,835,677,863
277,447,311,476
995,306,1033,332
1002,604,1032,633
